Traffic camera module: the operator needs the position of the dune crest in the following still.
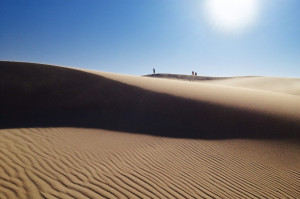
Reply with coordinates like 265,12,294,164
87,70,300,121
1,61,300,138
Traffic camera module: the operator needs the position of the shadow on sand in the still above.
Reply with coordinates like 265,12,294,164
1,61,299,139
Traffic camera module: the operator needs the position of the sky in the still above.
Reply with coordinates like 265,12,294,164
0,0,299,77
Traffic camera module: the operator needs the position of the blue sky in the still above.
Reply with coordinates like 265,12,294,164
0,0,299,77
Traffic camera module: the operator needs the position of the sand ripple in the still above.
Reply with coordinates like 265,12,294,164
1,128,299,198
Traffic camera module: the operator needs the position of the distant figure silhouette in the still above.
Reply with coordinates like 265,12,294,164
195,72,197,76
192,71,194,75
153,68,155,74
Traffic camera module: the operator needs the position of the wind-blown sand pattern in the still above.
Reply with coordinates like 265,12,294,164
1,61,300,198
1,128,299,199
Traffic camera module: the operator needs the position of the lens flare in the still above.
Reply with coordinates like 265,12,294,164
204,0,259,33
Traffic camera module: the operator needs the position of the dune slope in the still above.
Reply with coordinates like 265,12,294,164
207,76,300,96
1,61,300,138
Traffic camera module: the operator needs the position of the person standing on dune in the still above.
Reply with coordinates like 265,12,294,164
153,68,155,74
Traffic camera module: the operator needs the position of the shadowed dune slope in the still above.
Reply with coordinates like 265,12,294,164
0,127,299,199
1,61,300,138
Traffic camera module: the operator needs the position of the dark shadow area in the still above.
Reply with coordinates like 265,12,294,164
1,61,299,139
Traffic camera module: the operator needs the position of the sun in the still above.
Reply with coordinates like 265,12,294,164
204,0,259,33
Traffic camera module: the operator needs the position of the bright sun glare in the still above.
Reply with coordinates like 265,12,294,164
204,0,259,33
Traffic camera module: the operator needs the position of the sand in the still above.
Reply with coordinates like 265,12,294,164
0,61,300,198
207,76,300,96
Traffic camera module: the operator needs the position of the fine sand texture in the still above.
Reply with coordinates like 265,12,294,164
0,128,299,198
1,61,300,198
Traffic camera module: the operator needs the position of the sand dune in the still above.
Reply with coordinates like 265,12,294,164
87,70,300,123
1,61,300,198
1,61,300,138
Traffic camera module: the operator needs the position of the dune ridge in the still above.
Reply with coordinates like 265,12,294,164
87,70,300,122
1,61,300,138
143,73,236,81
144,73,300,96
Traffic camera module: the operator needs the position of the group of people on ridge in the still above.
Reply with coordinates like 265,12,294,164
153,68,197,76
